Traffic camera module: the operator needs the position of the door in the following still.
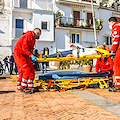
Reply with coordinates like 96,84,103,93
73,11,80,26
15,19,24,38
87,13,93,26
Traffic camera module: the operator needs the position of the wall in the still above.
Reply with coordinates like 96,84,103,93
82,31,96,47
33,11,54,42
55,29,69,51
99,9,113,47
0,15,11,61
12,11,33,34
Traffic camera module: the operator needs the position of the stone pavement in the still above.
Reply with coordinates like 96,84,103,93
0,69,120,120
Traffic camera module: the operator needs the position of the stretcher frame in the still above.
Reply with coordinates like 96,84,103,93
33,76,109,92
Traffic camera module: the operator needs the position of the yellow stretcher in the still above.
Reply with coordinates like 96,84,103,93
33,71,109,92
37,49,113,62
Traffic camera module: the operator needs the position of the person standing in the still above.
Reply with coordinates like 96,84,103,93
9,53,14,75
3,56,9,72
108,17,120,91
95,57,114,88
40,50,47,74
14,63,18,75
14,28,41,94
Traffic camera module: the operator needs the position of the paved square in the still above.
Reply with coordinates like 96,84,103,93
0,77,120,120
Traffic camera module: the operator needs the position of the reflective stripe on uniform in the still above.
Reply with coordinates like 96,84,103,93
28,84,33,87
116,83,120,85
28,80,33,83
21,82,27,87
114,35,120,38
22,78,27,82
115,76,120,79
17,86,21,89
113,42,119,45
17,82,21,84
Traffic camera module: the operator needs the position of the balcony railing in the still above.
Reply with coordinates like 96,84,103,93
13,0,53,11
55,16,103,30
55,0,99,6
100,1,120,11
82,0,96,3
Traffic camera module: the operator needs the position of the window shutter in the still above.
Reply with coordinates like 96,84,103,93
47,21,50,30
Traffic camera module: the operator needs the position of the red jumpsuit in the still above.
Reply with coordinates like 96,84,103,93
110,22,120,87
95,57,114,87
14,31,36,90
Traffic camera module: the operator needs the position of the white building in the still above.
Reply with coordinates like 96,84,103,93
99,0,120,48
0,0,55,61
0,0,120,63
53,0,120,50
53,0,101,50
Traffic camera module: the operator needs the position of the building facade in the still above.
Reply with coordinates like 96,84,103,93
0,0,55,61
0,0,120,62
54,0,101,50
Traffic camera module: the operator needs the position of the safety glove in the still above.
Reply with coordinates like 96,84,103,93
31,55,38,61
110,51,116,56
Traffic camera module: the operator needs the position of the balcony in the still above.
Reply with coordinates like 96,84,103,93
55,16,103,31
12,0,53,11
100,1,120,11
55,0,100,6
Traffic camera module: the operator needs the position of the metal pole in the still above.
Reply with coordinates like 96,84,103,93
91,0,98,47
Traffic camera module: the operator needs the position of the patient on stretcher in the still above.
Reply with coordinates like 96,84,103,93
47,48,97,58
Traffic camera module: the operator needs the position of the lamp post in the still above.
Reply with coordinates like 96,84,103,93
91,0,98,47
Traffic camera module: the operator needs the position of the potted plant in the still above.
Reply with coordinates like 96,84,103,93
85,23,89,28
65,61,70,69
60,64,64,69
95,19,103,29
80,24,84,28
80,59,93,72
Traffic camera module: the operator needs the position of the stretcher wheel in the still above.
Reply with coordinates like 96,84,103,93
99,85,104,89
105,85,109,89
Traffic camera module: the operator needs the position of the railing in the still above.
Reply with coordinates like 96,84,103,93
55,16,103,29
100,1,120,11
56,0,99,5
55,16,93,28
82,0,96,3
13,0,53,11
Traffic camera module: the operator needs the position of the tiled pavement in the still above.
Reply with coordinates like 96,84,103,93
0,69,120,120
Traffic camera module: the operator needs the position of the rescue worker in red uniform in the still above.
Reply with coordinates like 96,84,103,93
14,28,41,94
108,17,120,91
95,57,114,88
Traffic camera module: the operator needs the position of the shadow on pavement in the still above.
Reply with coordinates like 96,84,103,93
0,90,15,94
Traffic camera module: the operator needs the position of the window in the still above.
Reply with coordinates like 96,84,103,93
116,17,120,23
87,13,93,26
20,0,27,8
71,33,80,43
103,36,112,45
15,19,24,38
72,34,75,43
41,22,47,30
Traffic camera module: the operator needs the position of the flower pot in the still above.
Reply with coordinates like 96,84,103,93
66,66,70,69
82,65,92,72
99,25,102,29
60,66,63,69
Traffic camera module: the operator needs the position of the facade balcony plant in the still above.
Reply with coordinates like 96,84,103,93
55,16,103,30
100,0,120,11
